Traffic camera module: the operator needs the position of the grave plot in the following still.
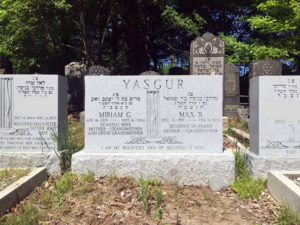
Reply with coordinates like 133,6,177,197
72,75,235,186
0,74,67,173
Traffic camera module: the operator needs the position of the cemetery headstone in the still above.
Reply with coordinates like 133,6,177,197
72,75,234,186
245,76,300,177
190,32,225,75
84,65,111,76
65,61,86,111
0,74,67,173
224,63,240,117
249,59,282,78
139,71,160,75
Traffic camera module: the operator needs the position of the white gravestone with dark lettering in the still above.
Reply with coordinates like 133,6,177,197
190,32,225,75
72,75,234,186
245,76,300,177
0,75,67,173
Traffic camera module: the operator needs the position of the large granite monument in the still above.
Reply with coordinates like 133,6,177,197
224,63,240,117
0,74,67,173
190,32,225,75
249,59,282,78
245,76,300,177
72,75,234,185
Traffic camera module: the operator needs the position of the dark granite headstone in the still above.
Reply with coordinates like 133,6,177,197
249,59,282,78
139,71,160,75
0,56,12,74
224,63,240,117
190,32,225,75
85,65,111,76
65,62,86,111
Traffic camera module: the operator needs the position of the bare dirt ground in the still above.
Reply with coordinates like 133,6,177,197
1,175,281,225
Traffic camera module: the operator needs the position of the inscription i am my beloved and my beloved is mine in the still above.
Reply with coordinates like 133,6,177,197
0,75,66,151
84,76,223,153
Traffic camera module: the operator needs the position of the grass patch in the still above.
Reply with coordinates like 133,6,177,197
80,170,95,183
0,202,42,225
68,120,84,153
276,206,299,225
231,151,267,199
0,168,31,190
229,117,249,133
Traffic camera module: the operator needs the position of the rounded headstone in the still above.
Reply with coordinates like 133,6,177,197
85,65,111,76
139,71,160,75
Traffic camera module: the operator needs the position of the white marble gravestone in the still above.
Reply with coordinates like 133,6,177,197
0,75,67,173
72,75,234,186
245,76,300,177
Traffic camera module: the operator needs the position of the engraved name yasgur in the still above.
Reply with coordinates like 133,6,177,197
123,79,184,89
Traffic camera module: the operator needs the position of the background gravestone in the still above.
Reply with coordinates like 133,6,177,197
72,75,234,186
0,56,13,74
139,71,160,75
224,63,240,117
249,59,282,78
0,74,67,173
190,32,225,75
244,76,300,177
65,62,86,111
84,65,111,76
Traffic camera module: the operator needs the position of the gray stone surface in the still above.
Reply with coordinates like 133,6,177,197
209,175,229,192
84,75,223,154
0,152,60,174
224,63,240,117
268,171,300,219
84,65,111,76
244,151,300,178
190,32,225,75
0,167,47,215
0,74,67,170
80,111,85,128
139,71,160,75
72,151,235,186
250,76,300,156
65,62,86,110
249,59,282,78
237,106,249,120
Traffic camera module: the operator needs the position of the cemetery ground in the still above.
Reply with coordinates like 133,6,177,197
0,117,299,225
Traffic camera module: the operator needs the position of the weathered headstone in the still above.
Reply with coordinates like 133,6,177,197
72,75,234,186
224,63,240,117
139,71,160,75
190,32,225,75
249,59,282,78
245,76,300,177
65,62,86,111
0,74,67,173
84,65,111,76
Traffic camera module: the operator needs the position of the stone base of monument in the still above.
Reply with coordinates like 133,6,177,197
72,151,235,186
244,151,300,178
0,152,60,174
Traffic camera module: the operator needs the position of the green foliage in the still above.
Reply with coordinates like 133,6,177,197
234,150,249,178
276,205,299,225
0,202,42,225
138,177,151,213
231,176,267,199
154,186,163,207
223,128,235,136
153,208,168,225
80,170,95,183
232,151,267,199
162,6,206,36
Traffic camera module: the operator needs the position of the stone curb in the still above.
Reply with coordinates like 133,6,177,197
268,170,300,219
0,167,47,215
231,127,250,140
